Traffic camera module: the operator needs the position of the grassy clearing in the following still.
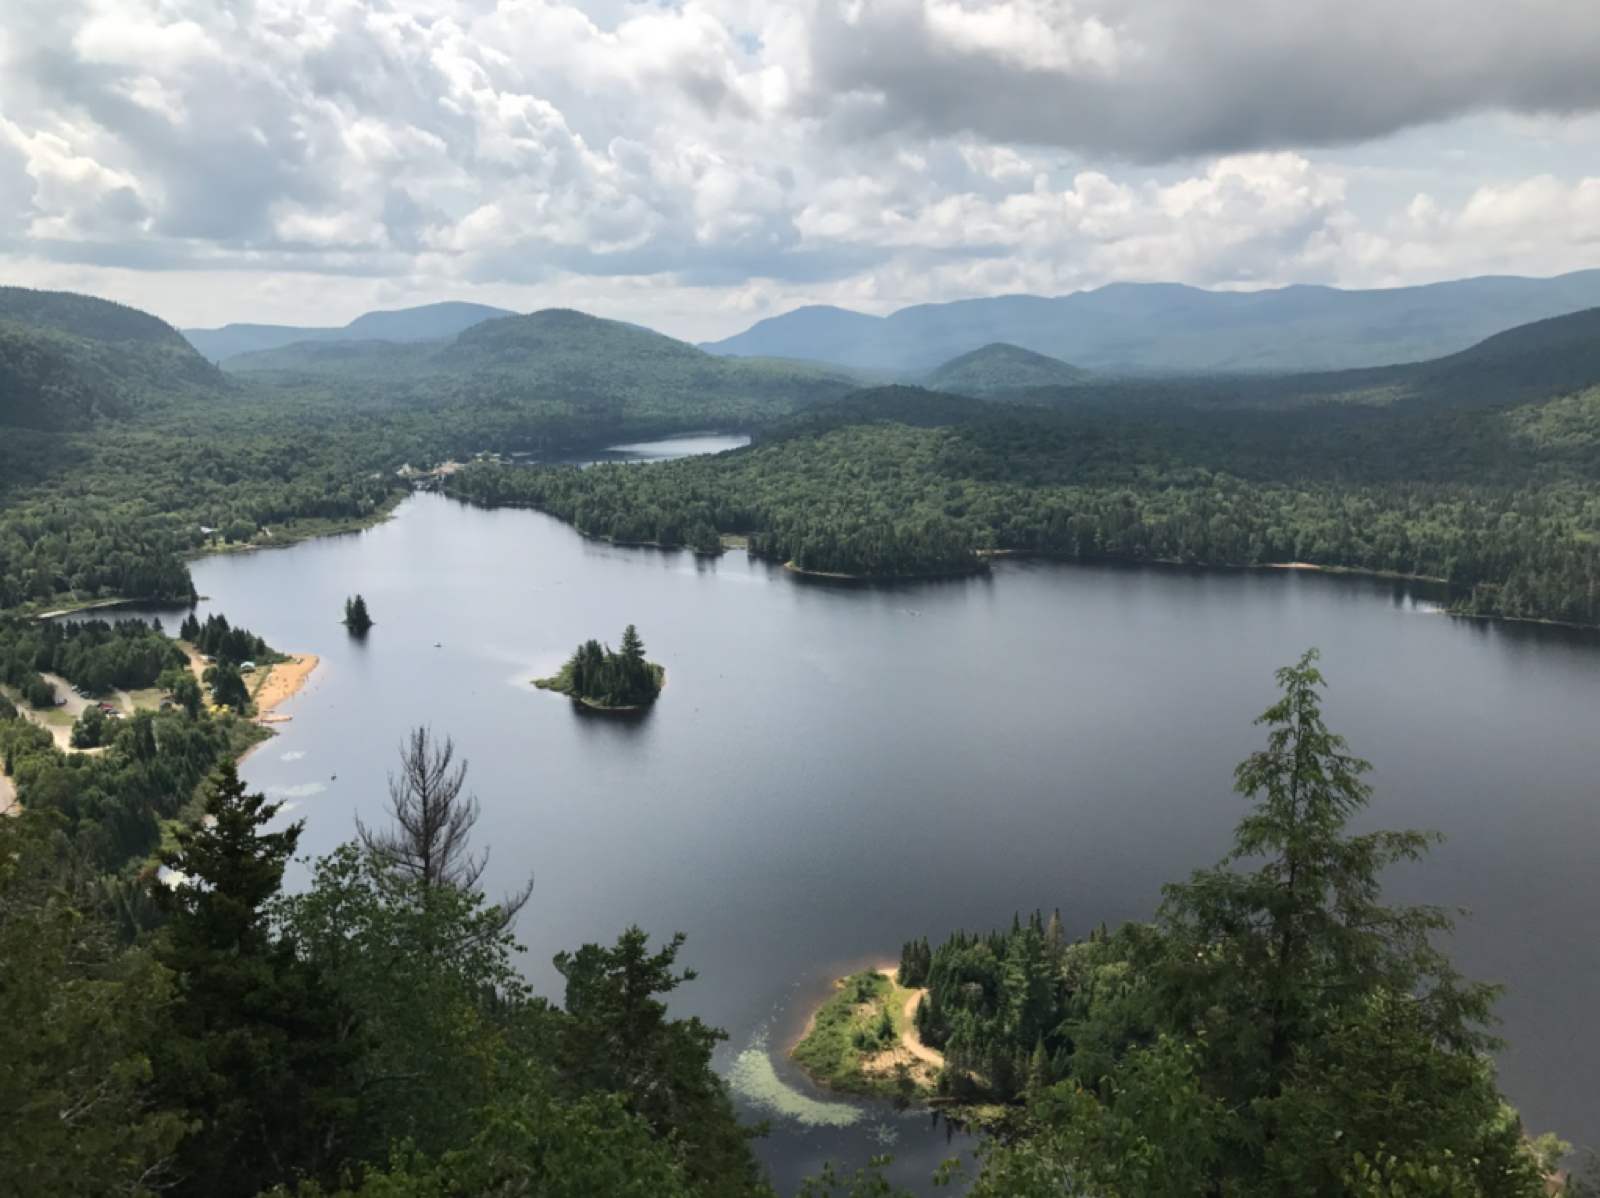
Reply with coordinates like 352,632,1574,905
791,969,935,1102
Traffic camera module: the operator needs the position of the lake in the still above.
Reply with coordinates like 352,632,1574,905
114,459,1600,1191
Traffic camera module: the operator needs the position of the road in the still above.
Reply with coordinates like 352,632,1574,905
0,770,16,817
41,673,91,719
875,967,946,1067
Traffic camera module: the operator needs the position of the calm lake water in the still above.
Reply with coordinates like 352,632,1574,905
112,442,1600,1190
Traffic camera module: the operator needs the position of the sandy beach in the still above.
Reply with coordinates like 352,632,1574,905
254,654,318,720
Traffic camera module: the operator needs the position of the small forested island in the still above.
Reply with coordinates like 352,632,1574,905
342,594,374,632
535,625,664,710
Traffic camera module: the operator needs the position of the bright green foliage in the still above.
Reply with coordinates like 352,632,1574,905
538,627,664,708
553,927,773,1198
1150,650,1487,1104
150,764,361,1198
0,811,187,1197
791,970,906,1097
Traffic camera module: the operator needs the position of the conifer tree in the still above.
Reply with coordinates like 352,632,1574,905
150,763,360,1198
343,594,374,633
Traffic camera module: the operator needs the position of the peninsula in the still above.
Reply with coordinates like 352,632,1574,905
790,965,941,1105
535,625,664,711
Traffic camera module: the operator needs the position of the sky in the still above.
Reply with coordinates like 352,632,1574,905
1,0,1599,341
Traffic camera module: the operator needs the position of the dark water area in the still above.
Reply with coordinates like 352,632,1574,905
106,465,1600,1191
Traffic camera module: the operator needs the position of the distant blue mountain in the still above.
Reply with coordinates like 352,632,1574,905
701,272,1600,374
183,301,515,362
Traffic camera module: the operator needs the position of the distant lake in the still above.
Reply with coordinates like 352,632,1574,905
565,432,751,466
109,454,1600,1191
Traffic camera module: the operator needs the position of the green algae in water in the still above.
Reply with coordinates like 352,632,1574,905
727,1030,863,1128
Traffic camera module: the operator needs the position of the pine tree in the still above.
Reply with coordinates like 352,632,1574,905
1026,1036,1050,1100
1044,908,1066,958
620,623,645,667
343,594,373,633
150,763,361,1198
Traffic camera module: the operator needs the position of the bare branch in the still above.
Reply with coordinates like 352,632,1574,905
356,726,532,932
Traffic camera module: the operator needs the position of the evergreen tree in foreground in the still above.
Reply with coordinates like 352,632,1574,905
150,763,360,1198
955,649,1552,1198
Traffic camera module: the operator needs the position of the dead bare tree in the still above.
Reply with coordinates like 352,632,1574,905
357,726,533,931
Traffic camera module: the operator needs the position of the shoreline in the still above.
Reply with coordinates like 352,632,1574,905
781,560,985,582
236,654,318,764
789,963,943,1101
254,654,319,721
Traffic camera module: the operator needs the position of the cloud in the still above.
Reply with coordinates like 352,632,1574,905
805,0,1600,160
0,0,1598,337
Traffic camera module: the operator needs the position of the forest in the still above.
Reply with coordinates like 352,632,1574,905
444,384,1600,623
4,646,1593,1197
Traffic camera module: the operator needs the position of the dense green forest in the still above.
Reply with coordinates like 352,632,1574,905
0,616,186,700
445,380,1600,622
9,286,1600,624
536,625,665,708
3,649,1589,1196
0,294,861,615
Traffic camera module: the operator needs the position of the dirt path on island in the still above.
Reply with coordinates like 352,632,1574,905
0,770,17,817
877,968,945,1068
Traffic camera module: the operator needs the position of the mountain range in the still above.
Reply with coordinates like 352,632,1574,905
183,301,515,363
10,282,1600,437
700,272,1600,375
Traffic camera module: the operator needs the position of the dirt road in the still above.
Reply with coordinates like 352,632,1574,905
877,968,946,1067
0,771,17,816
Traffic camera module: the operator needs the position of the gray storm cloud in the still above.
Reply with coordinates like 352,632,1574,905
806,0,1600,159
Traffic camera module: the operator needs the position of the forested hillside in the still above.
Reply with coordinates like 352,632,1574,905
0,295,859,614
0,288,224,429
922,343,1090,396
8,285,1600,625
